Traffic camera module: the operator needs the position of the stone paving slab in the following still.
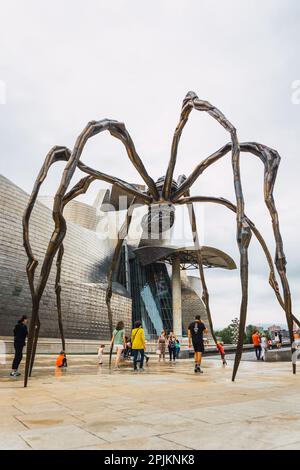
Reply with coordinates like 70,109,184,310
19,424,104,450
77,436,192,450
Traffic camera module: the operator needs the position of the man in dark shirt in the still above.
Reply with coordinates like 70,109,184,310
188,315,208,373
10,316,28,377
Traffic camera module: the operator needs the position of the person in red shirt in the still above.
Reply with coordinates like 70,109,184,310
216,341,227,365
252,331,262,360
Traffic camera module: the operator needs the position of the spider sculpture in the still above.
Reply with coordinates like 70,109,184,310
23,91,299,387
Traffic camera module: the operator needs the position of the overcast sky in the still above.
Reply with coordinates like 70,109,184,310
1,0,299,328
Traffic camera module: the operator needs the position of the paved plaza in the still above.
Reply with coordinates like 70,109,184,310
1,354,300,450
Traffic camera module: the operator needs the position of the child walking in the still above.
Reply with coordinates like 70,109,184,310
97,344,105,365
216,342,227,366
56,350,67,368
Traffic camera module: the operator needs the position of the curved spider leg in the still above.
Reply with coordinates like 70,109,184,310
77,161,152,205
29,172,119,376
55,244,65,347
64,176,145,360
177,197,257,380
106,200,137,367
29,167,145,379
162,99,193,199
163,92,240,202
108,122,159,200
36,118,155,297
188,203,218,345
63,175,145,369
180,179,218,345
174,141,296,369
179,195,300,326
24,118,155,386
167,92,250,381
240,143,295,369
172,143,232,202
23,146,71,386
178,195,300,376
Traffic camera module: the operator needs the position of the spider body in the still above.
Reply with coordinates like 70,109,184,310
23,91,299,386
154,175,179,200
141,202,175,236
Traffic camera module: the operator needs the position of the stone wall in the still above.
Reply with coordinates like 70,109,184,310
0,175,132,340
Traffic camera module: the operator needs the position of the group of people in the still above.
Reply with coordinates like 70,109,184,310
157,330,180,362
9,315,68,377
102,314,211,373
105,320,148,371
9,313,218,377
252,329,283,361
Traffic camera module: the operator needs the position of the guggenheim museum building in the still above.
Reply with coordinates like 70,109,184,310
0,174,236,343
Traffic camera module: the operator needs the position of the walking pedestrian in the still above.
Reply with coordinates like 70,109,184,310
278,331,283,348
252,330,262,360
97,344,105,365
10,315,28,377
122,336,131,360
188,315,208,373
216,341,227,365
131,321,146,371
175,337,181,359
274,331,281,349
157,330,167,362
168,331,176,362
111,321,126,370
260,334,267,361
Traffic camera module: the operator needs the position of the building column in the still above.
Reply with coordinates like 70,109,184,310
172,256,182,337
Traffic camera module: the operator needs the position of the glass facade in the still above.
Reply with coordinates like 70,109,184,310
118,246,174,339
130,259,173,339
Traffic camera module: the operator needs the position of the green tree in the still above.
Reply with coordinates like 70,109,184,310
215,321,248,345
215,326,233,344
245,324,257,344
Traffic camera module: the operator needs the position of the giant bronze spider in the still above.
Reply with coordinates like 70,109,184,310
23,91,299,386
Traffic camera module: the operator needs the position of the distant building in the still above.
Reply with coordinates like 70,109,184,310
267,325,282,333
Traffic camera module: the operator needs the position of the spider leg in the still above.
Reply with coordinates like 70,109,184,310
162,92,251,381
163,91,239,201
108,122,159,200
179,196,252,380
183,185,218,345
106,200,136,366
23,146,71,387
174,141,296,369
24,117,155,386
35,119,156,301
172,143,232,201
241,143,295,365
28,169,142,377
77,161,152,205
178,195,299,377
28,317,40,377
55,244,65,350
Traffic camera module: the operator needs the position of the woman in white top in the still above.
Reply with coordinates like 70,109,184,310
260,334,267,361
111,321,126,369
